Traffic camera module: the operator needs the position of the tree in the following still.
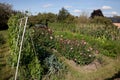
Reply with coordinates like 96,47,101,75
90,9,104,18
0,3,13,30
65,14,75,23
57,7,70,22
90,9,113,25
46,12,57,22
28,12,57,26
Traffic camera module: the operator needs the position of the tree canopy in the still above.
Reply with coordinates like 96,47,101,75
57,7,75,23
90,9,104,18
57,8,69,22
0,3,13,30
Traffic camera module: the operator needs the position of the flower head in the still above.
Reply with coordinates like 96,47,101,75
50,36,53,40
70,47,73,50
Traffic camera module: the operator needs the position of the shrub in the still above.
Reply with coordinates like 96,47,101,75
90,16,112,25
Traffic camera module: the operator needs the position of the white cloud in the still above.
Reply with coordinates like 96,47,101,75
64,6,72,9
111,11,118,15
73,9,81,13
102,6,112,10
103,11,119,16
42,4,52,8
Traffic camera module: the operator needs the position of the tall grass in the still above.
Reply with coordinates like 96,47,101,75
49,22,76,32
50,22,120,40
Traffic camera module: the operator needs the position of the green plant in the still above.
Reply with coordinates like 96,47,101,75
8,15,43,79
8,14,66,79
90,16,112,25
55,38,95,65
50,22,120,58
44,54,66,79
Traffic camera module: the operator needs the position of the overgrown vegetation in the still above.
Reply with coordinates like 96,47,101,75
8,14,66,80
56,38,95,65
0,5,119,79
50,21,120,58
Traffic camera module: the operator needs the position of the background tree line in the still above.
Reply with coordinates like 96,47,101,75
28,7,76,26
1,2,120,30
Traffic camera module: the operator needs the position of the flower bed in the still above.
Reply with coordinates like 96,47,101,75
56,38,96,65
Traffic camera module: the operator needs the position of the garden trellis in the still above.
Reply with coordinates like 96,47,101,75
14,17,28,80
10,15,50,80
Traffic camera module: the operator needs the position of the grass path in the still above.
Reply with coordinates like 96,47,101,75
65,56,120,80
53,49,120,80
60,55,120,80
0,43,13,80
0,30,14,80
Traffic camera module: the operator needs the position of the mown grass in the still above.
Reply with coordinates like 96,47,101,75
66,56,120,80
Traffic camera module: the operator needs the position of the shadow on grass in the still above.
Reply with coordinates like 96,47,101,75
105,71,120,80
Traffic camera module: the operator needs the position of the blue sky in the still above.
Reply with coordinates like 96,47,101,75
0,0,120,16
